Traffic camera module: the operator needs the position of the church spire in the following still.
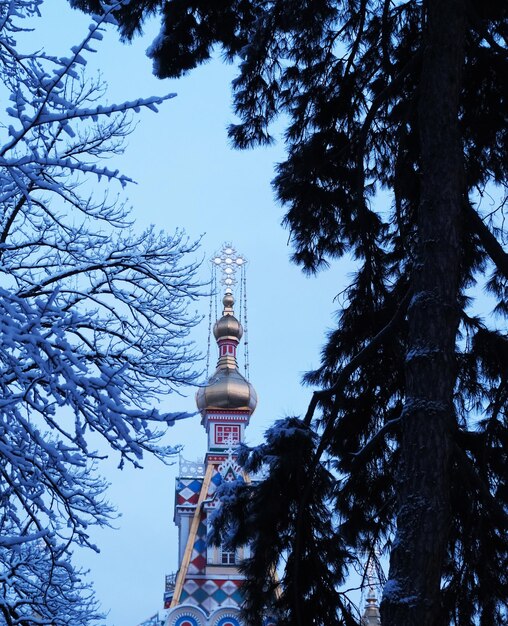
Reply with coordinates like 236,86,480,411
361,550,384,625
196,245,257,416
362,587,381,625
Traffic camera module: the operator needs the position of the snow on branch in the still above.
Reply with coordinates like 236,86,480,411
0,3,201,625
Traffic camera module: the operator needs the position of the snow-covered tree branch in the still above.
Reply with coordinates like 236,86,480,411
0,2,202,624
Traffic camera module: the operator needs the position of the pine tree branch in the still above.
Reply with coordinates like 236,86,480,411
304,289,411,426
480,29,508,56
355,48,423,208
381,0,394,74
453,443,508,527
350,416,401,468
343,0,367,80
291,291,410,623
465,202,508,278
468,4,508,58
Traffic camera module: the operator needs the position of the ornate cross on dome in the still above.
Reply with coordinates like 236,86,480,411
212,243,247,290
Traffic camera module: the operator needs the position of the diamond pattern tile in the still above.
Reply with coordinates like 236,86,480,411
194,538,206,553
181,577,243,614
220,580,238,595
202,580,219,594
179,589,189,602
211,589,227,604
211,471,222,487
189,554,206,573
176,478,203,505
197,518,207,536
183,580,198,595
192,587,208,604
201,595,218,614
177,487,195,502
231,589,243,606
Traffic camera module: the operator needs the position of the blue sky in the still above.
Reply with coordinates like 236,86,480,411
33,2,355,625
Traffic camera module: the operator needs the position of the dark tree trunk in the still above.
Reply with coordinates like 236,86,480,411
381,1,466,625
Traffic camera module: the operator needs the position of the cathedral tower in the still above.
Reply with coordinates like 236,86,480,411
163,245,257,626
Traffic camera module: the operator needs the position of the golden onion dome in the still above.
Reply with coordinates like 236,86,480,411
213,293,243,341
213,316,243,341
196,292,257,414
196,367,257,413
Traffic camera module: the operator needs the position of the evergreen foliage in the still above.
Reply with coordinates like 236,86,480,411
69,0,508,624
